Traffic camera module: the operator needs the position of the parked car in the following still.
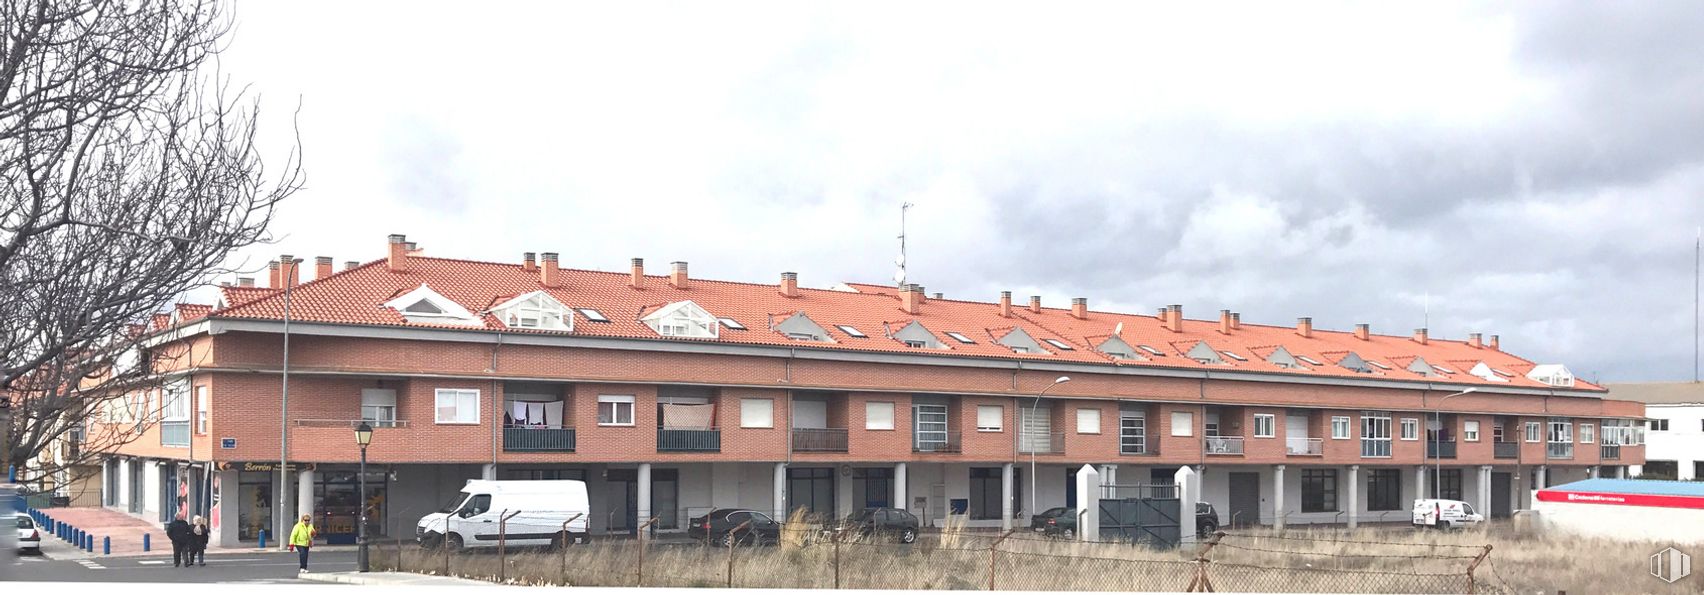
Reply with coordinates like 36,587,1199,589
688,509,782,546
1411,499,1482,529
837,507,920,543
16,514,40,553
1035,503,1220,540
1194,502,1220,537
416,479,590,550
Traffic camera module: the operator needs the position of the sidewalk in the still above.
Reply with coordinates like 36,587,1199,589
31,506,158,557
298,571,497,586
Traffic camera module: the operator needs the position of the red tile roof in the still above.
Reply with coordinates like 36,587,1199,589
197,254,1600,392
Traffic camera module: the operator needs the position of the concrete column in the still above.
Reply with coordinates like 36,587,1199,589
1075,464,1101,542
837,467,854,516
1614,466,1626,479
1099,464,1118,497
1176,466,1198,546
297,468,315,520
1272,465,1286,531
636,463,652,538
115,457,130,510
1535,466,1547,490
710,463,739,508
1000,463,1014,530
1629,464,1643,477
210,468,239,548
481,464,496,481
1415,466,1427,500
1477,466,1492,518
1346,465,1360,529
772,462,787,520
894,463,908,514
1680,461,1697,481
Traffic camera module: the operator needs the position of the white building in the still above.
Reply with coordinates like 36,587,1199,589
1609,382,1703,481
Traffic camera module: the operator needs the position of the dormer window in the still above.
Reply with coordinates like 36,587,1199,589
994,327,1048,355
641,300,719,339
404,300,444,315
1527,364,1575,388
382,284,482,326
893,321,946,349
1469,362,1509,383
903,340,928,348
491,291,571,331
1337,352,1372,373
1096,336,1146,361
774,312,833,342
1185,342,1223,365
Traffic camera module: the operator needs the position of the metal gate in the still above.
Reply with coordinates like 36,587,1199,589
1099,483,1181,548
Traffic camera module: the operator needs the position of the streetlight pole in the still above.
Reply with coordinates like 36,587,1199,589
355,422,373,573
278,257,297,549
1431,388,1477,499
1027,376,1070,524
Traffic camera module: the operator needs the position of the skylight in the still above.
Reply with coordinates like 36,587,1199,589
1433,365,1456,374
1138,345,1165,356
719,318,746,330
836,325,867,338
1296,355,1324,366
577,308,609,322
1493,369,1513,377
1042,339,1075,351
945,331,975,344
1367,360,1392,370
1221,351,1247,361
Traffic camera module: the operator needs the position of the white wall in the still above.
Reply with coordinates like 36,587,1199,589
142,460,160,517
113,457,131,510
1643,404,1702,480
1196,465,1459,526
1534,500,1704,546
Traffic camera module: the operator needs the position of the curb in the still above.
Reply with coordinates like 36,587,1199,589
298,571,494,586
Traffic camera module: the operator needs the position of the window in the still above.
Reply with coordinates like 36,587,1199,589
1301,469,1338,513
195,386,209,434
969,467,1020,520
1043,339,1075,351
577,308,609,322
1649,419,1669,431
1253,414,1275,438
1520,421,1539,442
914,404,949,451
1430,469,1463,501
719,317,746,330
977,405,1003,432
865,402,894,430
1400,418,1418,440
594,395,634,426
1170,411,1194,437
404,300,443,314
836,325,867,338
1297,355,1324,366
1367,469,1402,511
1221,351,1247,362
902,340,927,348
1366,360,1392,370
1120,415,1147,455
361,389,398,427
739,398,773,428
1077,408,1101,434
1493,421,1505,443
494,291,570,330
642,300,719,338
1580,424,1594,445
1464,420,1480,442
945,332,975,344
1547,418,1574,458
435,389,480,424
1139,345,1165,356
1331,416,1351,439
1360,411,1391,457
162,380,190,422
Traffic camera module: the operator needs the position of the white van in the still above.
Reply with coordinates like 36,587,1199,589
417,480,590,549
1411,499,1483,529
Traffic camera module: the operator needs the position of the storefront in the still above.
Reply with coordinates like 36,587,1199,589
311,465,389,544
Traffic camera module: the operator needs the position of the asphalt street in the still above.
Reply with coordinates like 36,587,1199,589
3,549,358,584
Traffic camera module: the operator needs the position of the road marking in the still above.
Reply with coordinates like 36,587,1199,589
76,559,107,570
139,560,168,565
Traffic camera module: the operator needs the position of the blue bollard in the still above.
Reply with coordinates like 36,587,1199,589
258,529,267,550
103,536,110,555
76,528,83,545
85,534,93,552
143,533,151,552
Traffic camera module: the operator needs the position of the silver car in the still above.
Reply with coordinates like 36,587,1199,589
16,514,41,553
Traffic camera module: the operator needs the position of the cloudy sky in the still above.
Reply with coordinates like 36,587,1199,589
216,1,1704,383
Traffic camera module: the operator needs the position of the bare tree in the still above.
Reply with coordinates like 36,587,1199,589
0,0,300,485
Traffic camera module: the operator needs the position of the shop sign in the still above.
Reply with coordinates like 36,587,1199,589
219,461,317,473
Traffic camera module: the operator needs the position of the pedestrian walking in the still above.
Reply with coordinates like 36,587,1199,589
289,514,317,574
165,516,192,568
190,515,210,566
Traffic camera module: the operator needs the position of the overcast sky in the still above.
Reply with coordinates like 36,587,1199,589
215,1,1704,383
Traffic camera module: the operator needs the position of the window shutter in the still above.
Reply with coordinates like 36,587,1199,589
741,398,773,428
1077,408,1101,434
865,402,895,430
977,405,1002,431
1170,411,1194,437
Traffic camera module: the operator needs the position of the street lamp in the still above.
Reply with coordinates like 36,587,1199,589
355,422,373,573
1432,388,1477,499
1027,376,1070,527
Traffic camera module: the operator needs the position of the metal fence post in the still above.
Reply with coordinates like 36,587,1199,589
637,516,658,587
560,512,582,585
726,519,752,588
989,529,1015,591
497,509,520,583
833,529,842,589
1186,531,1225,592
1466,544,1493,594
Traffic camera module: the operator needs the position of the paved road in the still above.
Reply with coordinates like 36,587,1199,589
4,549,358,584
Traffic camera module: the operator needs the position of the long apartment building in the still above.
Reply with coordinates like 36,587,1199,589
96,234,1646,547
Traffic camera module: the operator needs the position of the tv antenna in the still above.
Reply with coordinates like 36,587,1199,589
894,202,914,286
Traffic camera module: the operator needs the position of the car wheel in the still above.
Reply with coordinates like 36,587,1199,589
446,533,465,551
1061,528,1075,540
900,528,916,544
719,532,737,547
1198,522,1217,538
552,531,574,550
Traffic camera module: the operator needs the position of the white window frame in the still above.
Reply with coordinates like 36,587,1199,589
597,394,636,426
434,388,481,425
977,405,1004,432
195,386,209,434
1360,411,1391,457
1077,408,1102,435
865,402,894,430
1400,418,1418,441
1580,423,1594,445
739,398,773,428
362,388,399,427
1170,411,1194,437
1463,420,1480,442
1331,416,1351,440
1252,414,1275,438
1547,419,1572,444
493,291,571,331
162,380,191,422
1525,421,1541,443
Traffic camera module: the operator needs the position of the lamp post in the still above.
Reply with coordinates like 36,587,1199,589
1027,376,1070,525
354,422,373,573
1431,388,1477,498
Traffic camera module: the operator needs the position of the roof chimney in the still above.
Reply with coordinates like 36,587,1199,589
999,291,1013,317
1165,304,1184,332
1220,310,1233,334
386,234,409,272
280,255,301,288
1231,312,1241,330
1029,295,1042,314
669,261,689,289
779,271,799,298
522,252,537,273
932,292,943,300
315,256,333,281
629,258,645,288
1489,334,1500,352
267,261,280,288
404,241,419,252
344,260,359,271
1071,298,1088,319
1412,328,1428,345
540,252,561,288
1354,323,1370,341
1468,332,1483,349
238,277,255,287
1296,317,1313,338
901,284,923,315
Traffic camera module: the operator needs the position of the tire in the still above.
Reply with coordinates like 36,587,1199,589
900,528,917,544
446,533,465,551
421,532,444,549
1060,528,1075,541
551,531,573,550
1198,522,1217,538
719,532,737,548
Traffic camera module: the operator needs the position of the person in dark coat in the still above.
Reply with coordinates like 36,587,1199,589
190,515,210,566
165,516,192,568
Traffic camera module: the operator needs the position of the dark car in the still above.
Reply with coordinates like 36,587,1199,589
837,507,920,543
688,508,782,546
1031,504,1220,540
1194,502,1220,537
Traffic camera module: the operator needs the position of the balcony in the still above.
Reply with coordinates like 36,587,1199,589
1205,436,1244,456
503,427,576,452
792,428,849,452
1547,442,1574,460
1494,442,1519,459
913,431,961,454
294,419,411,429
1018,432,1066,455
1286,437,1323,456
1427,440,1457,459
1601,444,1621,460
657,428,721,452
160,421,190,447
1120,441,1154,456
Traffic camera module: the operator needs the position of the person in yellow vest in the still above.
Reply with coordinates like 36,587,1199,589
288,514,317,573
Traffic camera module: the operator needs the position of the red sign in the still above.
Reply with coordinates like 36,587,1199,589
1536,490,1704,510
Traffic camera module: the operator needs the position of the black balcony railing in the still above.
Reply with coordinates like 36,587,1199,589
658,428,721,452
1019,432,1066,455
1427,440,1457,459
1547,442,1574,460
503,427,576,452
1494,442,1519,459
1601,444,1621,460
913,431,962,454
792,428,849,452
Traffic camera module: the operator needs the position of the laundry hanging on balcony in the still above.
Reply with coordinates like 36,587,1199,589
661,403,714,429
507,401,564,428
